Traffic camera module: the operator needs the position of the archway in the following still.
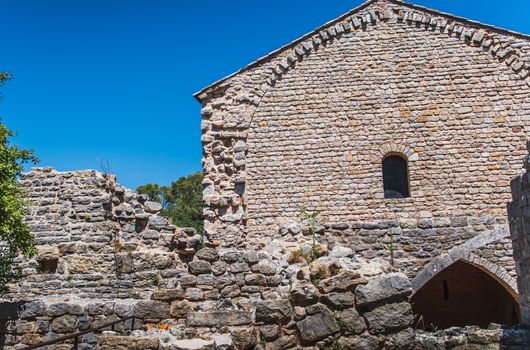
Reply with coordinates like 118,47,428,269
411,260,520,330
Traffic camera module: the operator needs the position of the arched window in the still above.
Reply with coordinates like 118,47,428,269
382,155,410,198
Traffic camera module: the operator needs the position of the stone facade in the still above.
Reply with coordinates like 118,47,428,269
196,0,530,254
3,0,530,348
194,0,530,329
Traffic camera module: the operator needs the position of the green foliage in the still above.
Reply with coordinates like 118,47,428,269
137,172,204,233
136,183,167,205
0,73,38,294
300,207,319,262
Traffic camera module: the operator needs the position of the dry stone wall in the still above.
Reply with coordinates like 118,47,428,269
196,0,530,249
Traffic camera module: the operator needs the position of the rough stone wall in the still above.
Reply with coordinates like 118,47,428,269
12,168,195,300
197,0,530,249
1,168,529,349
509,143,530,324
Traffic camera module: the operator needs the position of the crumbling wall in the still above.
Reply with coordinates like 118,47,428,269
0,167,528,349
11,167,200,300
509,143,530,324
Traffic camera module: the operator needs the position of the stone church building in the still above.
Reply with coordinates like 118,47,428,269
3,1,530,349
195,0,530,329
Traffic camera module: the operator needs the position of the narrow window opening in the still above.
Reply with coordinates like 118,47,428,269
38,258,58,274
443,279,449,300
382,155,410,198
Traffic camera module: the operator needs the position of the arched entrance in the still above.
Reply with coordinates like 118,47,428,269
411,260,520,330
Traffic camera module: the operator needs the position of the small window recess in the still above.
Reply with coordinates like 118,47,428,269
382,154,410,199
38,258,58,274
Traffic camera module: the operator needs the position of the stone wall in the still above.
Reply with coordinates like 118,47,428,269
509,143,530,324
12,167,520,304
4,247,529,349
196,0,530,248
0,167,528,348
11,167,198,300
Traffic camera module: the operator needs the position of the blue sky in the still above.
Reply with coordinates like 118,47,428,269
1,0,529,189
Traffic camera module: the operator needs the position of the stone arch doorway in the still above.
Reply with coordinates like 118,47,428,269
411,260,520,330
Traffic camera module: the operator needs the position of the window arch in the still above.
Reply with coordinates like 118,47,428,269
382,155,410,198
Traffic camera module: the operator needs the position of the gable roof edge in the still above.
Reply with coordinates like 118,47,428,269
193,0,379,102
391,0,530,42
194,0,530,103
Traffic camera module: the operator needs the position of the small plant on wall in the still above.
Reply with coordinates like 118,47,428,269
300,207,319,263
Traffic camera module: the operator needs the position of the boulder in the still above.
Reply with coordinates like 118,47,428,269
144,201,162,213
291,282,319,306
231,328,257,350
213,334,233,350
20,301,46,319
170,300,192,318
355,273,411,307
46,302,69,317
170,338,215,350
296,308,339,343
337,334,381,350
260,325,280,341
255,299,292,323
97,335,159,350
329,246,353,258
251,259,278,275
35,245,59,259
384,328,415,350
51,315,78,333
264,335,298,350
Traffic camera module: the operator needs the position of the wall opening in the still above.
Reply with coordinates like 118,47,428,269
38,258,58,274
382,155,410,198
411,260,520,330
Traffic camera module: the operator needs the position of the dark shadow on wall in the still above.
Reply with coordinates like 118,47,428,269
0,301,25,348
411,260,520,330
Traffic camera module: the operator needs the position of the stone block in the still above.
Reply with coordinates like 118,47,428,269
188,260,212,274
355,273,411,307
318,270,364,293
187,311,252,326
255,299,292,323
152,288,185,301
363,301,413,334
296,308,339,343
134,300,169,320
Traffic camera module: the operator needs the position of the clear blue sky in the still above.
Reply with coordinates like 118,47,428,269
1,0,528,189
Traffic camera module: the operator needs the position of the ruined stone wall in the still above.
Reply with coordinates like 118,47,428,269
1,168,528,349
509,144,530,324
12,168,196,300
197,0,530,249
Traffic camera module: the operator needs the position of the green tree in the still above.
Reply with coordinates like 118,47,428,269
0,73,38,294
137,172,204,233
136,183,166,204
